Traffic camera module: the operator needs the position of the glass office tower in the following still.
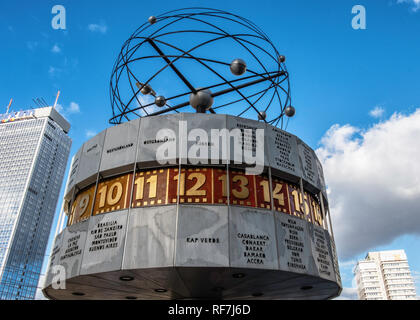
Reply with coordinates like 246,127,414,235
0,107,71,300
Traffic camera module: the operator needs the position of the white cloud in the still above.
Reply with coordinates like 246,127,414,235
85,130,97,138
369,106,385,118
397,0,420,12
55,103,64,113
317,109,420,260
54,102,81,117
88,23,108,34
68,102,80,114
51,44,61,53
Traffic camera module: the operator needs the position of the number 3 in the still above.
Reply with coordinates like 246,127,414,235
232,175,249,199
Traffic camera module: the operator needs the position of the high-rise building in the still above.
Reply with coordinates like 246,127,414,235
354,250,417,300
0,107,71,300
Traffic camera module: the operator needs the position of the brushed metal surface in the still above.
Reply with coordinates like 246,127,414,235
80,210,128,275
181,113,228,165
229,206,278,270
123,206,177,269
136,113,182,167
297,138,320,194
266,125,302,183
44,230,65,287
326,230,342,286
226,115,268,169
76,129,106,189
175,205,229,267
64,147,82,200
59,220,89,280
308,223,336,282
99,118,140,176
276,213,317,276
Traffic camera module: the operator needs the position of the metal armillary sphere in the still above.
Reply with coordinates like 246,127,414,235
109,7,293,128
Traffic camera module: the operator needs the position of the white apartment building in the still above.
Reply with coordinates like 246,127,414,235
354,250,417,300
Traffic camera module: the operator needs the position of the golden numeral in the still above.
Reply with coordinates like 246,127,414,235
108,182,123,205
273,183,285,206
97,182,123,208
78,193,90,217
232,175,249,200
146,175,157,198
218,174,227,197
186,173,206,196
175,172,206,196
260,180,271,203
134,176,144,200
291,189,302,213
174,172,186,196
98,185,107,208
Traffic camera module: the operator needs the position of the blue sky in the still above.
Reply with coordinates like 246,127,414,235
1,0,420,299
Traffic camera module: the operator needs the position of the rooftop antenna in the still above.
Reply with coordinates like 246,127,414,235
32,98,42,108
36,98,47,107
6,99,13,114
40,97,49,107
53,91,61,109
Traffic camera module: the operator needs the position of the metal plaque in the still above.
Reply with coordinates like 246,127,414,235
175,205,229,267
181,113,228,165
59,220,89,280
309,223,335,281
99,118,140,175
315,155,328,199
226,115,268,169
276,214,316,276
80,210,128,275
297,138,319,192
136,113,182,167
65,147,83,199
76,130,106,188
123,206,177,269
266,125,302,181
325,230,342,286
229,206,278,269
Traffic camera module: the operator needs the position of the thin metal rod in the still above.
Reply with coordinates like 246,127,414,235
146,38,215,113
109,8,291,127
147,39,197,94
109,70,284,123
146,70,285,117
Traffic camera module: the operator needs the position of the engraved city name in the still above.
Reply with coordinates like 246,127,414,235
281,218,307,271
237,233,270,265
88,220,124,252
